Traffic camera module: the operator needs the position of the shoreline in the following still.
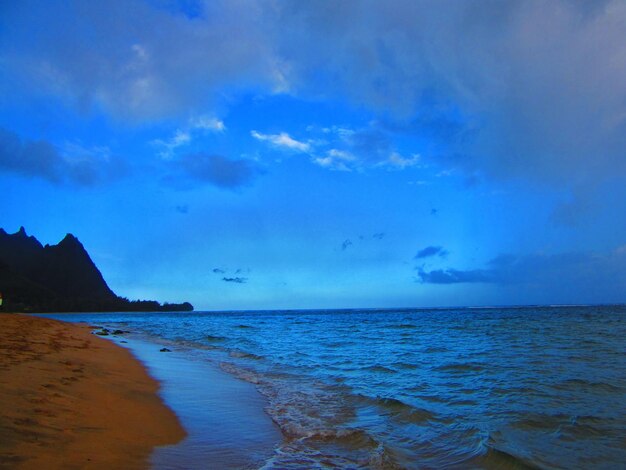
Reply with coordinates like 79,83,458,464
94,333,282,469
0,313,186,469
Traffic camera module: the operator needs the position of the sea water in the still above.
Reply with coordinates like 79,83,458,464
47,306,626,469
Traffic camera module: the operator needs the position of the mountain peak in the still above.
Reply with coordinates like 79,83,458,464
59,233,82,247
61,233,78,243
0,226,193,313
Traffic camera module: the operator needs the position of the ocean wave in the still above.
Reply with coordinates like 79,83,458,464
301,427,379,448
205,334,227,342
551,378,621,393
388,323,417,329
228,350,265,360
220,362,261,384
390,361,419,370
478,442,543,469
511,413,615,440
433,362,486,373
354,395,437,425
361,365,398,374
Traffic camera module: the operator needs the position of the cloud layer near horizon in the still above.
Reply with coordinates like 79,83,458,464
416,248,626,301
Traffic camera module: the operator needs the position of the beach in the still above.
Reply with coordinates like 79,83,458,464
3,307,625,469
43,307,626,469
0,313,185,469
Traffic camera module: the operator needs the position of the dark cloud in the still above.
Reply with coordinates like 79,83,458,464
175,204,189,214
383,103,467,142
372,232,385,240
416,268,493,284
416,249,626,297
341,239,353,251
350,128,392,164
212,268,225,274
222,276,247,284
0,127,123,186
168,152,261,190
415,246,449,259
3,1,626,190
0,0,280,121
276,1,626,187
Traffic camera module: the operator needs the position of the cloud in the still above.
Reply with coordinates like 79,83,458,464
251,130,310,152
372,232,385,240
349,128,392,164
153,115,225,159
274,1,626,187
385,152,421,170
313,149,356,171
222,276,247,284
307,123,424,172
167,152,261,189
175,204,189,214
212,268,226,274
3,1,626,190
341,239,353,251
1,1,282,121
190,116,225,132
417,267,494,284
415,246,449,259
0,127,123,186
153,130,191,159
416,249,626,299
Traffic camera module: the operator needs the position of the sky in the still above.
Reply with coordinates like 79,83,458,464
1,0,626,310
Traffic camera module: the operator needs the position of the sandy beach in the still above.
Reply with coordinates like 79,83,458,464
0,313,185,469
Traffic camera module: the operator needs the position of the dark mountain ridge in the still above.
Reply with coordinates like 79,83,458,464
0,227,193,313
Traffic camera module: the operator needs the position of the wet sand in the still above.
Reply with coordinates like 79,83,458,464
117,337,282,469
0,313,185,469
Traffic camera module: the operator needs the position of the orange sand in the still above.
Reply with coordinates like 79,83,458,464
0,313,185,469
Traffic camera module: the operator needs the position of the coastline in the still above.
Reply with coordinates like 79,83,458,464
0,313,186,469
91,333,282,469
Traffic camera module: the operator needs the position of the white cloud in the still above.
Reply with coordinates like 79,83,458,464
384,152,421,169
313,149,356,171
305,124,426,172
251,130,311,152
153,115,225,159
190,116,225,132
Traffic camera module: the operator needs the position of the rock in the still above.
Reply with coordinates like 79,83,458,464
112,329,125,335
159,347,171,352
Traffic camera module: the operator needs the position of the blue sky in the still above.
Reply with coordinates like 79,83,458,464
1,0,626,309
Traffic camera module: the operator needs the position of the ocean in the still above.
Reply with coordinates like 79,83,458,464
45,306,626,469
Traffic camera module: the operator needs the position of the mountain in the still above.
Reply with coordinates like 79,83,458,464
0,227,193,313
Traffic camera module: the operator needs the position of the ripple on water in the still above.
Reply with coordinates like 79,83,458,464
361,365,398,374
205,334,226,342
551,378,622,393
228,349,265,360
433,362,487,374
